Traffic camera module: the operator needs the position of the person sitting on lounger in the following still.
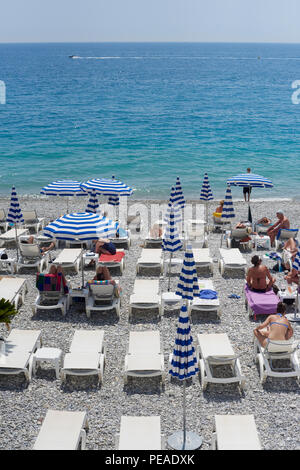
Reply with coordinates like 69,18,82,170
267,210,290,246
21,235,56,254
246,255,276,293
149,223,163,238
93,265,111,281
282,238,298,271
213,200,224,217
253,302,293,347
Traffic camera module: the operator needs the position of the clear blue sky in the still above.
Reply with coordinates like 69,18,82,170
1,0,300,43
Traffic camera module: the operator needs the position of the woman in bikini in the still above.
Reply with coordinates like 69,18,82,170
253,302,294,347
246,255,276,292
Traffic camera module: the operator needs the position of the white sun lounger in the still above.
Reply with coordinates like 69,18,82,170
136,248,163,274
124,331,165,384
0,276,28,309
17,243,49,273
22,210,45,234
254,337,300,384
193,248,213,273
117,416,163,450
219,248,247,275
96,248,125,274
188,279,221,319
33,273,69,316
52,248,82,273
226,228,251,250
110,229,131,249
275,228,299,250
33,410,89,450
211,415,261,450
0,209,8,233
212,215,231,232
0,329,42,383
197,333,245,390
185,219,208,248
0,228,29,247
86,282,120,319
129,279,161,319
61,330,105,385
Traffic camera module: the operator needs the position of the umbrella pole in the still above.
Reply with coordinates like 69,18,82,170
81,250,85,288
15,223,19,262
183,378,186,449
168,253,172,291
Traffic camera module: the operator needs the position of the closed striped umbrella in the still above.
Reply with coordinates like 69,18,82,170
176,245,200,300
40,180,87,213
168,249,202,450
292,251,300,272
227,173,273,188
165,186,182,225
163,206,183,291
85,191,100,214
174,177,185,209
7,186,24,261
200,173,213,201
221,185,235,220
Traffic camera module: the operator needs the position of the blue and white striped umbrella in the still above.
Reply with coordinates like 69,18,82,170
43,212,118,241
165,186,182,224
80,178,133,196
85,191,100,214
108,195,120,207
174,177,185,209
221,185,235,220
7,186,24,224
292,251,300,272
40,181,86,197
169,304,198,380
176,245,200,300
227,173,273,188
200,173,214,201
163,207,183,253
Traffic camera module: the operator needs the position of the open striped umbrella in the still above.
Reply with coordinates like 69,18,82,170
227,173,273,188
200,173,214,223
174,177,185,209
162,206,183,291
168,244,202,450
7,186,24,261
286,250,300,322
80,178,133,196
43,212,118,286
40,180,87,213
85,191,100,214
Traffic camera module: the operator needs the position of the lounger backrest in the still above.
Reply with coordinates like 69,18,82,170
133,279,159,294
230,228,248,239
0,209,5,221
20,243,41,258
5,328,41,352
277,228,298,240
89,283,115,299
266,339,298,354
23,210,38,223
140,249,162,260
69,330,104,353
128,331,161,355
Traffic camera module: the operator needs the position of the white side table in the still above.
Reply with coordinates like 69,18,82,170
32,347,63,379
69,288,89,306
254,235,271,250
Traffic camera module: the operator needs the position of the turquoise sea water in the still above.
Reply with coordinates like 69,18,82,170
0,42,300,199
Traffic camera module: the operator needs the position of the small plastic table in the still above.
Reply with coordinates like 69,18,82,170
254,235,271,250
32,347,63,379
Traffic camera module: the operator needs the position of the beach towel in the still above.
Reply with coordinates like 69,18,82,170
36,273,68,293
199,289,218,300
99,252,125,263
244,284,279,320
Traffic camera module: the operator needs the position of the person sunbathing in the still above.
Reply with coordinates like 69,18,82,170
93,265,111,281
246,255,276,293
22,235,55,254
213,200,224,217
253,302,293,347
267,210,290,246
149,223,163,238
93,238,116,255
282,238,298,270
285,268,299,286
257,217,271,226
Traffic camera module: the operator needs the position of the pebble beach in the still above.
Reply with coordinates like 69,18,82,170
0,195,299,451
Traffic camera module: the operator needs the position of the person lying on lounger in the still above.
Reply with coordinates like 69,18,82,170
21,235,56,254
256,217,271,226
93,238,116,255
253,302,293,347
246,255,276,293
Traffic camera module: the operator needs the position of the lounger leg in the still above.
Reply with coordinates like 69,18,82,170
80,429,87,450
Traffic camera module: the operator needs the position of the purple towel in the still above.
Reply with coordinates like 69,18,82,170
244,284,279,318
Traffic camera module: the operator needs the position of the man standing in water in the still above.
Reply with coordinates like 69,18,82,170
243,167,252,202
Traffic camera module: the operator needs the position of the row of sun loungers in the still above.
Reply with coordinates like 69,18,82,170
0,210,45,235
1,329,299,386
32,410,261,450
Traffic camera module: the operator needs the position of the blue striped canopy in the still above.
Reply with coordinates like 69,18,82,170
292,250,300,272
164,186,182,224
176,245,200,300
80,178,133,196
40,181,86,196
169,304,199,380
162,206,183,253
7,186,24,224
174,177,185,208
221,185,235,220
85,191,100,214
227,173,273,188
43,212,118,241
200,173,214,201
